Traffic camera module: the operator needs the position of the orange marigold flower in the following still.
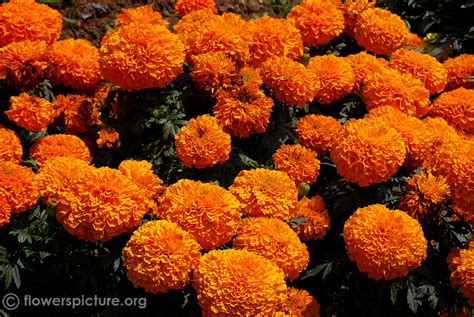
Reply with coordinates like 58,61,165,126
175,115,231,169
6,93,60,131
290,195,330,241
0,125,22,163
345,52,389,93
175,0,217,17
353,8,410,55
0,161,38,213
296,114,342,155
48,39,101,89
97,128,119,149
116,5,168,28
159,179,241,250
229,168,298,219
233,217,309,281
279,288,321,317
0,40,48,90
29,134,91,166
122,220,201,293
288,0,344,46
448,245,474,306
0,198,10,228
398,171,450,221
192,249,287,316
53,94,101,135
55,167,149,242
443,54,474,90
406,33,423,49
344,204,427,280
172,9,216,42
331,118,406,187
430,88,474,135
261,56,319,108
389,48,447,94
189,52,236,93
362,67,430,118
100,23,185,91
247,16,303,66
422,117,460,164
0,0,62,46
307,55,355,104
340,0,376,37
272,144,320,185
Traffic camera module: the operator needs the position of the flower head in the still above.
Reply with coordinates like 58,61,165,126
175,0,217,17
53,94,101,135
279,288,321,317
296,114,342,155
30,134,91,166
340,0,376,37
6,93,60,131
448,244,474,306
405,33,423,49
116,5,168,28
122,220,201,293
345,52,388,93
173,9,217,43
0,125,22,163
97,128,119,149
290,195,330,241
192,249,287,316
443,54,474,90
272,144,320,185
344,204,427,280
0,161,38,213
189,52,236,93
0,198,10,228
430,88,474,135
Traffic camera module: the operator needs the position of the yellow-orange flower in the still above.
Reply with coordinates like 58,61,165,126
398,171,450,221
288,0,344,46
443,54,474,90
0,125,22,163
430,88,474,134
296,114,342,155
290,195,330,241
353,8,410,55
261,56,319,108
6,93,60,131
340,0,376,37
159,179,241,250
344,204,427,280
272,144,320,185
175,115,231,169
389,48,447,94
331,118,406,187
229,168,298,219
100,23,185,91
0,40,48,90
362,67,430,118
192,249,287,316
0,198,10,228
173,9,217,43
422,117,461,164
30,134,91,166
48,39,101,89
97,128,119,149
0,0,62,46
448,244,474,306
405,33,423,49
53,94,101,134
345,52,388,93
0,161,38,213
189,52,236,93
279,288,321,317
233,217,309,281
122,220,201,293
116,5,168,28
307,55,355,104
175,0,217,17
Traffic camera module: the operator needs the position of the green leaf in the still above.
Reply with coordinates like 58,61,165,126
407,282,418,313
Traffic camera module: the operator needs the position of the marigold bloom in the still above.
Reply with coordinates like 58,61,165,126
290,195,330,241
422,117,461,163
362,67,430,118
398,171,450,221
30,134,91,166
443,54,474,90
0,0,62,46
6,93,60,131
353,8,410,55
175,0,217,17
0,40,48,90
448,245,474,306
122,220,201,293
331,118,406,186
272,144,320,185
53,94,101,135
116,5,168,28
175,115,231,169
279,288,321,317
247,16,303,66
430,88,474,134
405,33,423,49
48,39,101,89
0,162,38,213
345,52,389,93
159,179,241,250
97,128,119,149
0,198,10,228
0,125,22,163
344,204,427,280
192,249,287,316
261,56,319,108
173,9,216,42
100,23,185,91
389,48,447,94
229,168,298,219
307,55,355,104
189,52,236,93
296,114,342,155
340,0,376,37
288,0,344,46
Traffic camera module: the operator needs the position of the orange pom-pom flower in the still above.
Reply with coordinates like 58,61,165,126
272,144,320,185
0,162,38,214
116,5,168,28
448,244,474,306
345,51,389,93
53,94,101,135
0,125,22,163
175,0,217,17
6,93,60,131
443,54,474,90
30,134,91,166
290,195,330,241
296,114,342,155
430,88,474,134
97,128,119,149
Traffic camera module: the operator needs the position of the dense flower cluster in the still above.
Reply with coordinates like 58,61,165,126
190,52,236,93
0,161,38,213
30,134,91,166
296,114,342,155
345,51,388,93
272,144,320,185
340,0,376,36
448,244,474,306
430,88,474,134
6,93,59,131
443,54,474,90
0,125,22,163
290,195,330,241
